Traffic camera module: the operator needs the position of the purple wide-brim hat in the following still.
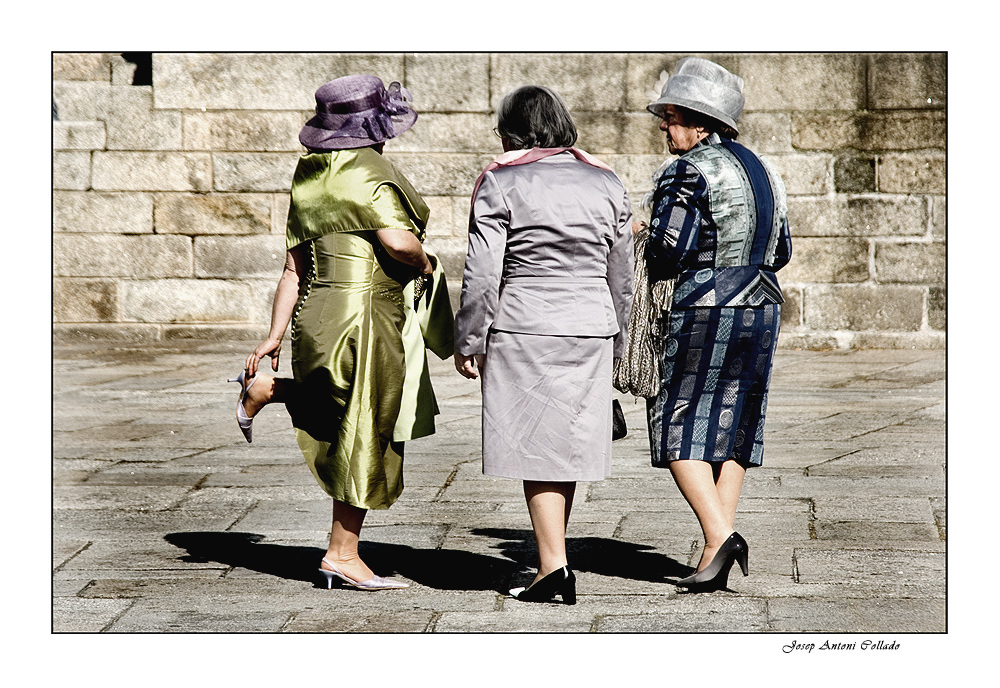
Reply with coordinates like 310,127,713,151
299,75,418,151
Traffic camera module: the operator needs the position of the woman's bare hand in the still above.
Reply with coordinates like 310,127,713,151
246,337,282,377
454,353,485,380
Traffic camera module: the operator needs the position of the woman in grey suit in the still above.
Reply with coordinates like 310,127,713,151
454,86,633,604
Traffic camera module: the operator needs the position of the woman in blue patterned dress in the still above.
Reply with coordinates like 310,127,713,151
640,58,792,592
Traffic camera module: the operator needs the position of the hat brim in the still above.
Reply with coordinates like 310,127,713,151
646,96,739,135
298,111,418,151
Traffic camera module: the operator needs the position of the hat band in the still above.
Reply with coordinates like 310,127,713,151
313,110,398,142
318,90,382,115
316,81,411,115
311,82,413,142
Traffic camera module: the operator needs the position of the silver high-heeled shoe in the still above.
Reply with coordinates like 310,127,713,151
227,370,258,443
318,558,409,590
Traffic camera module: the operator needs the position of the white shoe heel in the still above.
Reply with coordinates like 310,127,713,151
228,370,258,443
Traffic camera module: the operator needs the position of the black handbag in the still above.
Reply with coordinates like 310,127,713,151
612,399,627,440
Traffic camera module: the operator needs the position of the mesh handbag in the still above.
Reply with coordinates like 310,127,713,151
613,226,673,398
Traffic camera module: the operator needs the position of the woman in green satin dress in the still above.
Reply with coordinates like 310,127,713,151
233,76,450,591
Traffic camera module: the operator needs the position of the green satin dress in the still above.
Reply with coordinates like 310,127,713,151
284,147,452,510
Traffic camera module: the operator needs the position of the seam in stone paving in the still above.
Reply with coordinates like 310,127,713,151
100,598,138,632
805,448,865,475
775,411,845,433
424,611,443,632
848,417,927,441
76,579,98,597
431,456,478,502
611,514,627,539
806,498,817,540
436,522,455,547
432,466,461,502
278,611,296,632
162,472,215,511
54,540,93,573
224,500,259,532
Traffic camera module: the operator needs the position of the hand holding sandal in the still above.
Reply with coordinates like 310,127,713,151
228,370,259,443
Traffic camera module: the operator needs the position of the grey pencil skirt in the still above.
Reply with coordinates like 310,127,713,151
481,330,614,482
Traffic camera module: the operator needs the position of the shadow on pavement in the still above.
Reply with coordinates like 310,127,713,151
471,528,693,583
165,532,323,585
164,530,692,593
164,531,521,592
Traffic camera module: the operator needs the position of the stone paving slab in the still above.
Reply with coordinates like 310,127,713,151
108,602,294,633
53,598,135,632
794,548,945,590
594,595,770,633
813,495,935,522
766,597,945,633
813,521,942,543
53,508,242,538
285,609,440,633
53,485,193,511
50,344,946,634
781,475,945,497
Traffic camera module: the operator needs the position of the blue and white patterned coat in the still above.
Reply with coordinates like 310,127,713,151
645,133,792,468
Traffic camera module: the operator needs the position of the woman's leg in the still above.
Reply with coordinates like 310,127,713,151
242,374,295,417
714,459,746,533
563,482,577,527
523,480,577,585
321,499,374,583
669,459,737,571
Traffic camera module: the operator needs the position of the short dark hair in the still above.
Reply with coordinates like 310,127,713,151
496,85,577,150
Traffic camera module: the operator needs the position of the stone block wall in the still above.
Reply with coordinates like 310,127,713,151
53,52,946,348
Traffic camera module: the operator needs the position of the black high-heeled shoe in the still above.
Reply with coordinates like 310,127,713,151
509,566,577,605
676,532,749,592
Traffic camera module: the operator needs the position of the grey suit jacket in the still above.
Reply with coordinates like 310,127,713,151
455,152,634,357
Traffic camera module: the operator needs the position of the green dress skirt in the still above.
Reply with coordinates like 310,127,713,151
286,230,411,510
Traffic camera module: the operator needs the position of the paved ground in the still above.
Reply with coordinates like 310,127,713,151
52,342,945,634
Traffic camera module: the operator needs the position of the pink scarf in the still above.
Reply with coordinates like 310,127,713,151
470,147,615,203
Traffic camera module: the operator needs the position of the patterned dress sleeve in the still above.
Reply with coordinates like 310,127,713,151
760,154,792,271
772,216,792,271
645,158,710,280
